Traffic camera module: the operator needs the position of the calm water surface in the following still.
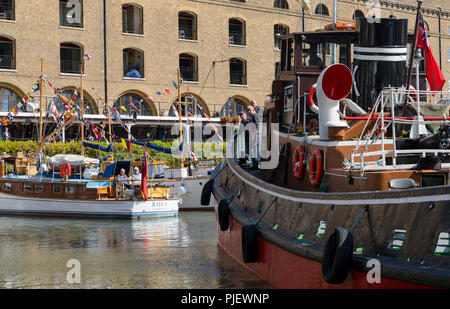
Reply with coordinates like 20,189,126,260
0,211,272,289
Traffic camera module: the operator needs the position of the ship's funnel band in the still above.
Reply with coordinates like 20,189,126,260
354,54,407,62
354,46,408,62
354,46,407,54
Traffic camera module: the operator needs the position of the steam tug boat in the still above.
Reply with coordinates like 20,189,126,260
203,17,450,288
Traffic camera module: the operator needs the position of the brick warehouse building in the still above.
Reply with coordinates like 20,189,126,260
0,0,449,141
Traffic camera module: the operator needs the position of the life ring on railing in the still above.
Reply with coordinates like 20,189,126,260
293,145,305,180
308,149,323,188
307,84,319,114
60,163,72,178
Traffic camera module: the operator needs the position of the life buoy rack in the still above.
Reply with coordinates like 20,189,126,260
308,149,323,188
307,84,319,114
293,145,305,180
60,163,72,178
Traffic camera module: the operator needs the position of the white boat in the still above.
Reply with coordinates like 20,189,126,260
0,155,181,219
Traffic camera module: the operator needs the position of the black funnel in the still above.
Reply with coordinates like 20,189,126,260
354,18,408,111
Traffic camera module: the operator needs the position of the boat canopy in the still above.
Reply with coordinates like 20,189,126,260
47,154,100,166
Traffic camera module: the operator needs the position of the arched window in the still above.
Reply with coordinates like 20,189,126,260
60,42,83,74
274,24,289,50
315,4,329,16
179,53,198,82
352,10,364,20
123,48,144,78
229,18,246,46
0,0,15,20
59,0,83,28
274,0,289,10
169,93,208,118
220,96,248,118
230,58,247,85
178,11,197,40
114,93,155,116
0,85,21,112
0,36,15,70
122,3,143,34
60,88,98,114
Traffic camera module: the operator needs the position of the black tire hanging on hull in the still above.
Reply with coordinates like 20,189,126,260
218,199,230,231
322,227,354,284
201,179,214,206
241,224,259,263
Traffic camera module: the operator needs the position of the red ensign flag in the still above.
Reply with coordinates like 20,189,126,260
416,13,445,91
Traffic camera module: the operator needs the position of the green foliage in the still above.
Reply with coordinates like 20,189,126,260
0,140,227,163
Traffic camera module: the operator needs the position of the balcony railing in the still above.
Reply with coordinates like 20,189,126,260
229,32,246,45
179,26,195,40
124,65,144,78
180,66,197,82
0,3,14,20
0,54,14,69
60,59,82,74
230,72,246,85
122,18,143,34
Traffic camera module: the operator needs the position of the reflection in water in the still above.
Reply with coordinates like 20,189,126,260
0,212,272,289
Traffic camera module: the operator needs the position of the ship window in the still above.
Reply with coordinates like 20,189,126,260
3,182,11,190
302,43,323,67
24,183,32,192
53,185,61,194
422,174,446,187
287,38,294,71
316,220,327,238
35,185,43,193
388,229,406,250
323,43,349,67
65,186,75,194
434,232,450,256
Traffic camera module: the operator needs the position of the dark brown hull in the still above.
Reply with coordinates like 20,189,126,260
211,159,450,289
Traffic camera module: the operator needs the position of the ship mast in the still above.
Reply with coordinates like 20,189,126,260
178,69,184,169
80,63,85,156
38,58,44,156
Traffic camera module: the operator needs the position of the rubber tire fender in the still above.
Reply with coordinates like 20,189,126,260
217,199,230,231
241,224,259,263
201,179,214,206
322,227,354,284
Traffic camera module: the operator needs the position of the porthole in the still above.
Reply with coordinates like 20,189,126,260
65,186,75,194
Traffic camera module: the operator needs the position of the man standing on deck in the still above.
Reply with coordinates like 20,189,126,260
247,105,262,169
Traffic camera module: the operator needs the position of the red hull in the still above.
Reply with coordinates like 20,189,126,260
217,212,434,289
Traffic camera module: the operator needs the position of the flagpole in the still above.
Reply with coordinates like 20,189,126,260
399,0,423,137
39,58,44,155
80,62,85,156
178,69,184,170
